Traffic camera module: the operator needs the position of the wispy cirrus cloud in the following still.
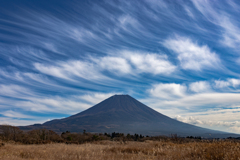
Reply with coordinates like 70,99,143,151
175,115,240,133
78,93,121,105
0,83,119,125
121,51,176,75
34,50,176,83
214,78,240,89
1,110,36,119
189,81,211,93
191,0,240,50
149,83,186,100
148,80,240,109
163,35,221,71
145,78,240,116
93,56,132,74
0,84,32,99
0,117,48,126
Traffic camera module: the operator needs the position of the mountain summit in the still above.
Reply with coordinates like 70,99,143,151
20,95,238,138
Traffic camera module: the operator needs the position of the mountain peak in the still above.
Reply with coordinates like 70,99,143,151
112,94,130,96
19,95,239,138
109,94,132,99
77,94,155,116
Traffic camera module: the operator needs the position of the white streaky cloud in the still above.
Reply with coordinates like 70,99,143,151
145,80,240,112
23,72,53,86
41,42,65,55
97,57,132,74
179,107,240,122
21,13,98,44
110,14,142,37
15,46,49,61
191,0,218,22
237,58,240,64
229,79,240,87
11,12,110,56
214,80,231,88
0,95,90,114
43,43,58,52
78,92,119,105
189,81,211,93
175,115,204,125
34,63,69,80
191,0,240,49
15,101,53,113
116,15,151,37
229,126,240,133
121,51,176,75
161,93,240,108
163,36,221,71
227,0,240,11
0,85,119,114
0,117,48,126
34,60,109,81
184,6,195,19
145,0,180,22
118,15,139,29
214,78,240,89
219,17,240,48
19,93,119,114
1,110,35,119
153,105,240,121
29,97,91,113
35,50,176,82
61,60,105,80
69,27,97,42
30,92,121,113
0,84,32,98
143,0,197,33
175,115,240,133
149,83,186,100
141,5,159,21
0,45,50,68
0,70,87,93
3,96,91,114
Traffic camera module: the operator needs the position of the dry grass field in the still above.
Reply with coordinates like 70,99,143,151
1,140,240,160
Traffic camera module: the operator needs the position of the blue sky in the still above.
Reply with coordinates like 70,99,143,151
1,0,240,133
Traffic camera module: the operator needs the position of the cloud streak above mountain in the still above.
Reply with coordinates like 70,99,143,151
163,36,221,71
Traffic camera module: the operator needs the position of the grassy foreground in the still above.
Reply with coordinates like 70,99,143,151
0,140,240,160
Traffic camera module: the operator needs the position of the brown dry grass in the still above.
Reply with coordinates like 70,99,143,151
0,140,240,160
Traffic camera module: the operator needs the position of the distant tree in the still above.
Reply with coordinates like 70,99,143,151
104,133,110,137
92,135,99,141
134,134,139,141
111,132,116,138
67,136,72,141
27,129,62,143
127,133,131,139
0,125,23,141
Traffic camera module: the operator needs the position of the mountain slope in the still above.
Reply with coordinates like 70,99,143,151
20,95,239,138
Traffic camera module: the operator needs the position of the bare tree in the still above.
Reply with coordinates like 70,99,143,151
0,125,23,141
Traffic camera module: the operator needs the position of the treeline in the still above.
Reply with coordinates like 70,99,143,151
0,125,151,144
1,125,237,145
0,125,62,144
